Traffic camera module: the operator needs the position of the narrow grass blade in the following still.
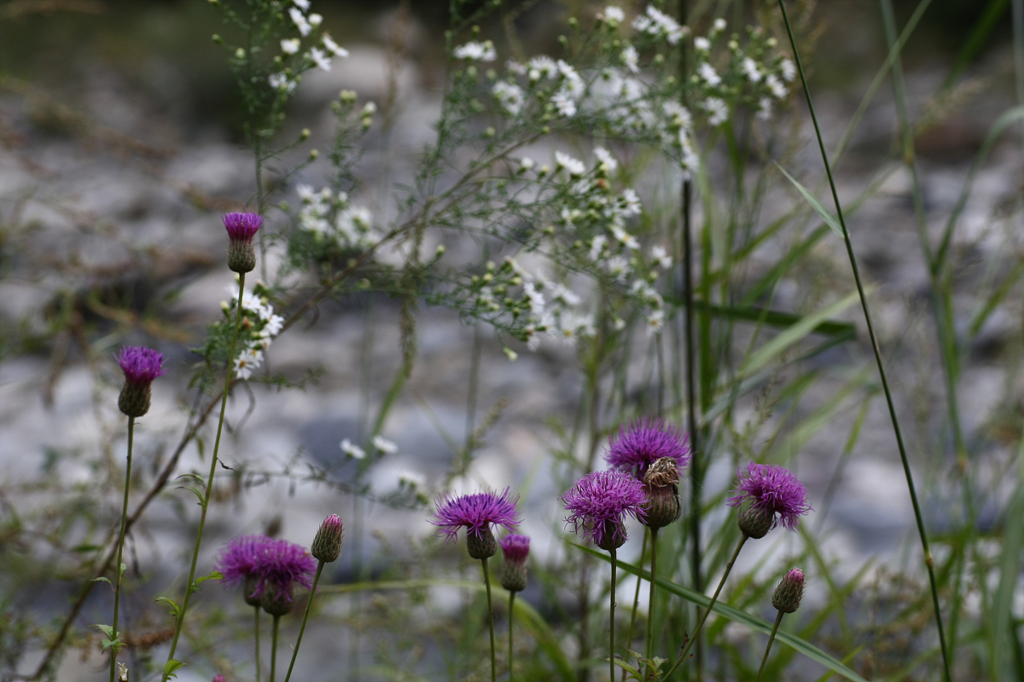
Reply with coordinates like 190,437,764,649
775,164,843,238
573,544,872,682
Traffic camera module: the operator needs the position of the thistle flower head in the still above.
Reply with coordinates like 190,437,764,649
606,417,691,480
432,488,520,559
772,567,805,614
498,534,530,592
727,463,811,532
216,535,316,607
311,514,343,563
216,534,272,605
223,212,263,273
116,345,165,417
562,469,647,551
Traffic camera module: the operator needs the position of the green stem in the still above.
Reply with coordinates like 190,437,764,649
645,528,658,666
623,530,648,682
162,271,248,679
109,416,135,682
254,606,261,682
283,561,326,682
270,614,280,682
666,535,747,678
509,591,516,681
609,548,617,682
481,557,496,682
776,3,952,681
755,610,785,682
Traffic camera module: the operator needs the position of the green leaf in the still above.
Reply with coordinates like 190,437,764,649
93,623,115,639
740,289,862,378
775,164,844,238
191,570,224,595
156,596,181,619
100,636,122,653
164,659,184,678
572,543,871,682
91,576,113,590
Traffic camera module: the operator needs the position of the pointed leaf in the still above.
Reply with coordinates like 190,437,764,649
775,164,844,238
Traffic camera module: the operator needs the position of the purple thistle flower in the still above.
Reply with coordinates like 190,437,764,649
223,212,263,273
217,534,272,604
116,345,165,417
223,212,263,241
606,417,691,480
432,488,521,543
499,534,530,563
727,463,811,531
498,534,530,593
253,538,318,602
562,469,647,551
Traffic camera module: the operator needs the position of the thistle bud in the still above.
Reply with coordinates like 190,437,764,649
738,505,774,539
641,457,681,530
116,346,165,418
498,534,530,592
261,584,294,616
223,212,263,273
466,527,497,560
772,568,804,614
311,514,343,563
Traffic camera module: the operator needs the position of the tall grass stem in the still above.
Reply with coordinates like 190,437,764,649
777,3,952,680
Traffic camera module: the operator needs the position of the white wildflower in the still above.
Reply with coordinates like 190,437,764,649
528,55,558,81
766,73,787,99
757,96,772,120
780,58,796,82
268,73,296,93
604,5,625,25
555,151,585,177
309,47,331,72
651,245,672,268
663,101,692,129
713,18,726,32
506,60,527,75
308,13,323,28
290,8,312,36
621,44,639,73
281,38,301,55
703,96,728,126
519,156,535,172
742,57,762,83
694,37,710,51
492,81,525,115
621,188,642,216
398,469,426,488
454,40,496,62
605,255,631,282
611,224,639,250
233,348,263,380
594,146,618,173
646,308,665,335
372,435,398,454
261,314,285,337
550,282,581,306
698,62,721,87
322,34,349,58
297,185,318,202
292,0,310,10
552,89,577,117
340,439,366,459
589,235,607,261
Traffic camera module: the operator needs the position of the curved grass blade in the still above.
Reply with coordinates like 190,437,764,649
573,543,871,682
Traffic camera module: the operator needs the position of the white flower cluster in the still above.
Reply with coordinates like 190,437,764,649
296,185,379,251
453,40,497,62
268,0,349,93
222,284,286,380
339,434,398,460
632,5,687,45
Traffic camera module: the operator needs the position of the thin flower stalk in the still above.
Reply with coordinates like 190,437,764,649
756,569,804,682
777,3,952,680
163,266,252,679
108,416,134,682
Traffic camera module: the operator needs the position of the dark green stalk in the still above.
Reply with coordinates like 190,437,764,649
254,606,261,682
776,3,952,680
645,528,658,665
609,548,617,682
282,561,326,682
162,272,248,680
754,610,785,682
270,614,280,682
666,535,746,677
109,416,135,682
481,557,497,682
623,530,648,682
508,591,516,680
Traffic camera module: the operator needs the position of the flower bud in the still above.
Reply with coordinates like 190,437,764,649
738,505,774,539
641,457,681,530
311,514,343,563
498,534,529,592
466,527,497,559
116,346,165,418
261,584,294,616
772,568,804,614
223,212,263,273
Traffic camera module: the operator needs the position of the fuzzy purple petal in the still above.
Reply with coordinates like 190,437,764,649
499,534,530,564
216,534,272,589
431,488,521,542
727,462,811,531
606,417,691,479
253,538,318,600
223,212,263,242
116,346,166,385
562,469,647,547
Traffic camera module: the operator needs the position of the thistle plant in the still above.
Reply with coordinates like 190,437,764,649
107,346,164,682
217,535,273,682
432,489,520,682
756,568,806,682
498,534,530,679
672,463,811,671
562,469,647,682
